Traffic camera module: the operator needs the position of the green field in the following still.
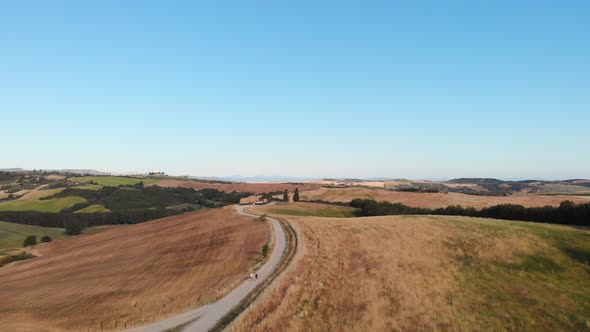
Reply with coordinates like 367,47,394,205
264,202,360,218
0,188,86,213
74,204,110,213
72,176,159,187
0,221,66,249
442,217,590,330
73,184,103,190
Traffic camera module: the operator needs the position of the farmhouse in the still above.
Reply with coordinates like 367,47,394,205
239,195,267,205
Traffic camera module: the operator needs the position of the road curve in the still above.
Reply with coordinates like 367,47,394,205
125,205,287,332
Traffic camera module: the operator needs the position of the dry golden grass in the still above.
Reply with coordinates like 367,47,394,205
154,180,317,194
251,202,359,218
0,207,269,332
302,187,590,208
231,214,590,331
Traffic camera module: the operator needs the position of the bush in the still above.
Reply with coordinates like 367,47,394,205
64,220,83,236
23,235,37,247
262,243,270,258
40,235,52,243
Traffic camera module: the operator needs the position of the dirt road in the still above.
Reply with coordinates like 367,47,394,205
126,205,287,332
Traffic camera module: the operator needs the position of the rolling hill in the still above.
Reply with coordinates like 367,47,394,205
0,207,269,331
233,209,590,331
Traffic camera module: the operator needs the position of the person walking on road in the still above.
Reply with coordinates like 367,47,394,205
255,273,258,280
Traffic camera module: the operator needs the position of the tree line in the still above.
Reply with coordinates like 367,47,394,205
350,199,590,226
0,186,254,235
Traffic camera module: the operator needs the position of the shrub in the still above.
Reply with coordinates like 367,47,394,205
23,235,37,247
40,235,52,243
64,220,83,236
262,243,270,258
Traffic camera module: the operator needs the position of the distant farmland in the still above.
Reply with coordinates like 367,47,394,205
252,202,359,218
153,179,318,194
74,204,110,213
233,213,590,332
0,221,66,250
0,188,86,213
72,176,159,187
301,187,590,209
0,207,269,331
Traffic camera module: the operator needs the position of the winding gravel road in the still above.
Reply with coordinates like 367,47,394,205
125,205,287,332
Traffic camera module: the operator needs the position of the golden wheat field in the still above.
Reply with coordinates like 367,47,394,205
0,207,269,332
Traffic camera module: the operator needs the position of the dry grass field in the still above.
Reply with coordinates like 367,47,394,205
251,202,359,218
232,214,590,331
301,187,590,209
154,179,317,194
0,207,269,331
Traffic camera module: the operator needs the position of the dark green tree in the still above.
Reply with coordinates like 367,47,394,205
23,235,37,247
283,190,288,201
293,188,300,201
262,243,270,258
64,220,83,236
40,235,52,243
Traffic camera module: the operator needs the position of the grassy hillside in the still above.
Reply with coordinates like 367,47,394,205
74,204,110,213
301,187,590,208
0,208,269,331
0,221,66,249
233,214,590,332
72,176,159,187
253,202,359,218
0,188,86,213
74,184,102,190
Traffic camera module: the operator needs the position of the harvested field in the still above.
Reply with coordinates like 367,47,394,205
301,187,590,209
232,214,590,331
0,207,269,331
153,180,318,194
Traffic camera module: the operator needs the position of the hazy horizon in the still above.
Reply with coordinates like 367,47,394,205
2,1,589,179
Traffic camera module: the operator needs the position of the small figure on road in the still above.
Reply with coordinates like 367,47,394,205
250,273,254,280
255,273,258,280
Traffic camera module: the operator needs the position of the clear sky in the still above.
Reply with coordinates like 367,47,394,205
1,1,589,179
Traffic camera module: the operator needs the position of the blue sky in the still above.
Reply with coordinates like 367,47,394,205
1,1,589,179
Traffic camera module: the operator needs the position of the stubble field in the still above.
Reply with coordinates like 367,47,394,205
0,207,269,331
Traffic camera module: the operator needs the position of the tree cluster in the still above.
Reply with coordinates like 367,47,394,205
350,199,590,226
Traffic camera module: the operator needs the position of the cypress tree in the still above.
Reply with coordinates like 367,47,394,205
294,188,300,201
283,190,288,201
